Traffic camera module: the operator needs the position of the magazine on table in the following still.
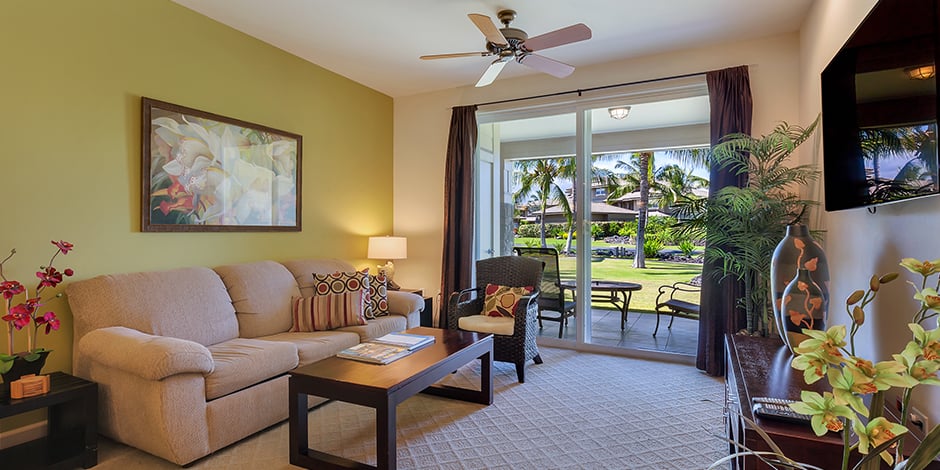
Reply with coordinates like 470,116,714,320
368,332,435,350
337,333,435,364
336,342,414,364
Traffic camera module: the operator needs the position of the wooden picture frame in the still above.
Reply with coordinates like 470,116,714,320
141,97,302,232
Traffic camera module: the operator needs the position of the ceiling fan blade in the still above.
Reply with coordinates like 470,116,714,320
523,23,592,52
476,59,509,87
518,53,575,78
420,52,490,60
468,13,507,45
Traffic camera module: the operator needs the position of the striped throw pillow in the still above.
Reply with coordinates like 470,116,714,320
290,271,368,331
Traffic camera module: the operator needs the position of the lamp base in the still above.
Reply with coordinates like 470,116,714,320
377,262,401,290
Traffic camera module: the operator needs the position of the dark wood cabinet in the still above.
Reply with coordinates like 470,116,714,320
725,334,939,469
0,372,97,469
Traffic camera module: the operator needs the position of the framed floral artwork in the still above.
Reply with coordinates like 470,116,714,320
141,97,302,232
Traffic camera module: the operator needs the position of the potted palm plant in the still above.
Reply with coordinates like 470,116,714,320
675,117,820,335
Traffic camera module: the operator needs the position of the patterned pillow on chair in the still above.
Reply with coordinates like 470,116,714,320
290,271,368,331
482,283,534,318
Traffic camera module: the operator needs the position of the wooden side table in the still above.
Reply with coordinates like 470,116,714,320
400,288,435,328
0,372,98,469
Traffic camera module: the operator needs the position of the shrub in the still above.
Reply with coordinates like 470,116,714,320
643,238,665,258
678,239,696,257
516,223,540,238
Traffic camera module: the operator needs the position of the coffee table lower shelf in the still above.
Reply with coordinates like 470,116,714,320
288,327,493,470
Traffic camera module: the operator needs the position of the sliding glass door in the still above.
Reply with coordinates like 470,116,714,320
475,77,710,357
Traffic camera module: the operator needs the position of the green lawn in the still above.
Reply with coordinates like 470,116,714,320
555,257,702,314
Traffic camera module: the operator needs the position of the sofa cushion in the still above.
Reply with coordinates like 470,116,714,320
214,261,300,338
337,315,408,342
256,330,360,367
281,259,357,297
66,266,238,350
205,338,298,400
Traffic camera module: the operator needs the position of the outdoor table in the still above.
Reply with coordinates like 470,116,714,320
559,280,642,330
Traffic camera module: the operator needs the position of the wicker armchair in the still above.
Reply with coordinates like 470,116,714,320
447,256,543,383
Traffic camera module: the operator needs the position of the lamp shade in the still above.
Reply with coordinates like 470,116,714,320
368,236,407,260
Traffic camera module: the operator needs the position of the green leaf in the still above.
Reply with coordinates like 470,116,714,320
900,421,940,470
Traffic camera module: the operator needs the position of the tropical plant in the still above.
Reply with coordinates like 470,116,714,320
784,257,940,470
678,239,697,257
674,117,820,334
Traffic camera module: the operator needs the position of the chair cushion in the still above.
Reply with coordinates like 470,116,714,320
483,284,533,317
458,315,514,336
205,338,298,400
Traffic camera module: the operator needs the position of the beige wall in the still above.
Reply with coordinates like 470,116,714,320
800,0,940,425
394,33,803,316
0,0,393,375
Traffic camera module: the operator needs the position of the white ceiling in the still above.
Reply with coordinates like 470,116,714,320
171,0,815,98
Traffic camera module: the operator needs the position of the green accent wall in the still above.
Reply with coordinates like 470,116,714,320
0,0,393,377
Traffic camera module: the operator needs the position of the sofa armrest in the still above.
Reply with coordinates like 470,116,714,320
78,326,214,381
387,290,423,316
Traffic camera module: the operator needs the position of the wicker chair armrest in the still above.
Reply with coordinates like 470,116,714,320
447,287,484,330
512,292,540,336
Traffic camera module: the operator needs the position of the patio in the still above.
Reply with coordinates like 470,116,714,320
535,306,699,356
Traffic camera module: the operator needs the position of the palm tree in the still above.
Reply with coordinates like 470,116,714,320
601,152,654,267
513,158,574,248
655,164,709,211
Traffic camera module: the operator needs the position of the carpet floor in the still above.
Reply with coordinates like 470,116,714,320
95,347,726,469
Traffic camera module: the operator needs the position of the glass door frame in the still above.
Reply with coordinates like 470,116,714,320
476,76,709,354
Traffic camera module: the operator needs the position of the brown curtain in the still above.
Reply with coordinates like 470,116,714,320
697,66,752,376
439,105,478,328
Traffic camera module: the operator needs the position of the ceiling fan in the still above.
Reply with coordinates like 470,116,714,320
420,10,592,87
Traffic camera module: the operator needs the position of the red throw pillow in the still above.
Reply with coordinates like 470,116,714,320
482,284,534,318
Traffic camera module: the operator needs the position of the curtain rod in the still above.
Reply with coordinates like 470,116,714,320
470,70,707,108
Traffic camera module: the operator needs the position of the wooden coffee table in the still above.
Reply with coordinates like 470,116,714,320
288,327,493,470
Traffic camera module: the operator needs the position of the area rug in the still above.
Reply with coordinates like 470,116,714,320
96,347,726,469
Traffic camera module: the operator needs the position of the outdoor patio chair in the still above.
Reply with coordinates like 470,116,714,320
512,246,576,338
447,255,544,383
653,279,701,336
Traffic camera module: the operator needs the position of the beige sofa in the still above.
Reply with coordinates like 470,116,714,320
66,258,423,466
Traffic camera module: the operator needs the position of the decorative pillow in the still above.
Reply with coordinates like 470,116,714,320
290,271,368,331
362,269,390,319
290,293,367,332
482,284,534,318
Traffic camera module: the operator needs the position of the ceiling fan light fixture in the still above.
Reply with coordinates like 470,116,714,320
608,106,631,120
906,65,936,80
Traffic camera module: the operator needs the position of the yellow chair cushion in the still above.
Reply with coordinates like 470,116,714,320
458,315,514,336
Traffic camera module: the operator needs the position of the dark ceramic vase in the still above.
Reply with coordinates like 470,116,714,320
770,224,829,351
1,350,50,385
778,269,826,352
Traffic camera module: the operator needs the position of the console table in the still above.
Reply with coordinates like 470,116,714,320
725,334,939,469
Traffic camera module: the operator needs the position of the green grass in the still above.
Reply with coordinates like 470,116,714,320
555,257,702,313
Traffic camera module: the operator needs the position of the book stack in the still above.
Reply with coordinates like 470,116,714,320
337,332,435,364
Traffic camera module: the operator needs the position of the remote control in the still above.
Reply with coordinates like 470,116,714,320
751,396,813,425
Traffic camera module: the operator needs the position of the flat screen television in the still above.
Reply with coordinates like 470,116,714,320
822,0,940,211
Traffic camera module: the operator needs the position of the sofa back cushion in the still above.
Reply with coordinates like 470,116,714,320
214,260,300,338
67,267,239,352
281,259,357,297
